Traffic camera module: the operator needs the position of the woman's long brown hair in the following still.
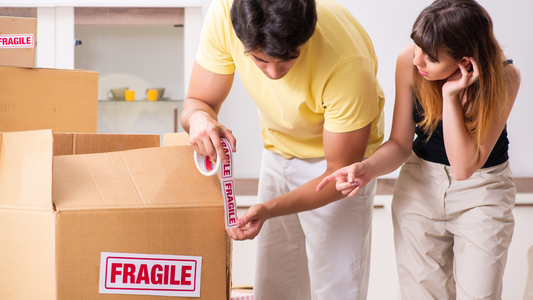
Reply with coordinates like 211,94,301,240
411,0,509,147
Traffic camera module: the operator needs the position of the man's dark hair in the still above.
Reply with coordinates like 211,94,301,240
231,0,317,60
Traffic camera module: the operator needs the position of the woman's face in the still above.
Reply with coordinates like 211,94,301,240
413,45,461,81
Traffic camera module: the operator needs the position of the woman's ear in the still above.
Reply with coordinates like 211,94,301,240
460,57,471,67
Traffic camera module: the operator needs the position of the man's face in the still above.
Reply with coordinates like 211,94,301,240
248,49,300,80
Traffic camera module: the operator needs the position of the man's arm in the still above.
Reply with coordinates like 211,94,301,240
181,61,236,163
227,123,371,240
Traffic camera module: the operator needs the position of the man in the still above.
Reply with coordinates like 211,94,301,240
181,0,384,299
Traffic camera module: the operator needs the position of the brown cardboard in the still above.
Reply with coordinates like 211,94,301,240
0,66,98,133
0,16,36,68
0,130,230,300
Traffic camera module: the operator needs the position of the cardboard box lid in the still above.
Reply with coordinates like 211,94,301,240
163,132,190,147
52,137,222,211
0,66,98,133
0,16,36,68
0,130,169,211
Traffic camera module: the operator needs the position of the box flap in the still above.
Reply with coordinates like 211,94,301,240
0,66,98,133
53,145,223,210
0,130,53,210
52,132,160,155
163,132,190,147
0,209,56,299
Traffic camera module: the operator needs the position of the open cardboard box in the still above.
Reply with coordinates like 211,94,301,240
0,130,231,299
0,16,36,68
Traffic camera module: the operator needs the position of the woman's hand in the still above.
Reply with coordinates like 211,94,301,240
316,161,371,198
442,58,479,99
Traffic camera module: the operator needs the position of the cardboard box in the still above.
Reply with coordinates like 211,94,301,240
0,66,98,133
0,130,231,299
0,16,37,68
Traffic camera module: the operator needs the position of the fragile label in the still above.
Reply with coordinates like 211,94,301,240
99,252,202,297
223,179,238,227
0,34,34,48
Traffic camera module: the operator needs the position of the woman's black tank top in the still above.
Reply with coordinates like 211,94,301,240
412,100,509,168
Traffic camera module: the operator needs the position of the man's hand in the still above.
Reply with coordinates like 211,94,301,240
188,111,236,164
226,204,267,240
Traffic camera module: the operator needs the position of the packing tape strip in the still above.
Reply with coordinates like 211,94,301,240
194,138,238,229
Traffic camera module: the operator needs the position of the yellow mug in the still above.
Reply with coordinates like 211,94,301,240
147,89,158,101
125,90,135,101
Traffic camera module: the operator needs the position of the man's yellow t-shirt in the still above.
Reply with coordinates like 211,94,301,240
197,0,384,159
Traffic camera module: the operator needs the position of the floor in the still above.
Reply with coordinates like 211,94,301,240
232,194,533,300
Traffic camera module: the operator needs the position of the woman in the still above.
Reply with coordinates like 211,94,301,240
317,0,521,299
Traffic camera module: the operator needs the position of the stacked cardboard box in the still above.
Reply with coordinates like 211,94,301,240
0,16,36,68
0,15,231,300
0,15,98,133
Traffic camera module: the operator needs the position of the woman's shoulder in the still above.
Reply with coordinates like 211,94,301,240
396,44,416,69
395,44,415,80
504,59,521,81
397,43,415,62
503,58,521,99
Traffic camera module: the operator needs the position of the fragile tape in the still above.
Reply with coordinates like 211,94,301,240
194,138,238,229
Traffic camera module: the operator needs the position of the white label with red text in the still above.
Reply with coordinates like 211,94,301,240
99,252,202,297
194,138,238,228
0,34,34,48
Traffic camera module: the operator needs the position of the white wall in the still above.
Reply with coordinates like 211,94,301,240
215,0,533,178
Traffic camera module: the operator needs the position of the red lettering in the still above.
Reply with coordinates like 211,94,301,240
1,38,5,45
8,38,13,45
110,263,122,283
135,264,150,284
151,264,163,284
181,266,192,285
225,185,233,196
170,265,181,285
164,265,170,285
228,205,236,224
123,264,136,283
223,164,231,176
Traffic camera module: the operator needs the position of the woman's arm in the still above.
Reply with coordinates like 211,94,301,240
317,44,417,195
442,61,521,180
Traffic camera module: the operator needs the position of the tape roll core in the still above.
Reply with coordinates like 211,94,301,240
194,151,221,176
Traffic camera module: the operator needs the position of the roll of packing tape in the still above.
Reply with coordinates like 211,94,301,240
194,138,238,229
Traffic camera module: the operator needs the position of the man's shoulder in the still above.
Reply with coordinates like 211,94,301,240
313,0,375,61
207,0,233,17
